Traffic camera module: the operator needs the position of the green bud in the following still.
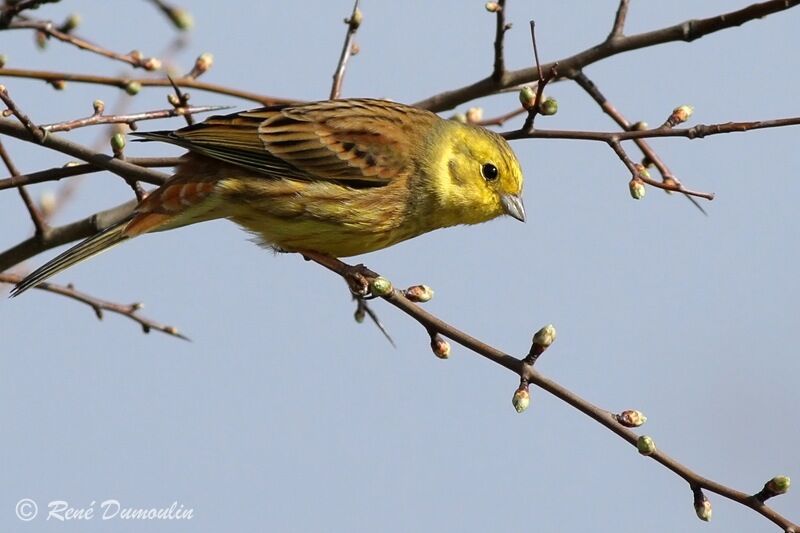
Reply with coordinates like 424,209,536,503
404,285,434,303
629,178,646,200
369,276,393,297
168,8,194,31
512,386,530,413
693,492,712,522
194,52,214,74
123,81,141,96
143,57,162,71
35,31,48,50
348,8,363,29
532,324,556,351
110,133,126,152
485,2,501,12
62,13,81,32
450,113,467,124
539,97,558,116
672,104,694,124
632,121,648,131
466,107,483,124
92,99,105,115
431,335,450,359
634,164,651,180
519,86,536,110
767,476,791,495
637,435,656,456
0,54,7,68
616,410,647,428
353,306,365,323
50,79,66,90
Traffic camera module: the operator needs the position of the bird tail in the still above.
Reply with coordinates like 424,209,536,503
10,220,132,297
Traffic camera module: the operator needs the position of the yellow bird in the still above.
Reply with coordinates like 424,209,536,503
13,98,525,295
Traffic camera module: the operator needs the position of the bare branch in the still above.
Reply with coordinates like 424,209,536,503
0,139,48,233
607,0,631,40
415,0,800,112
0,157,180,191
304,254,799,533
0,84,45,142
330,0,362,99
0,68,296,106
572,71,707,213
0,272,188,340
502,116,800,142
0,200,136,271
0,0,58,28
491,0,510,82
6,19,163,70
41,104,228,133
0,118,170,185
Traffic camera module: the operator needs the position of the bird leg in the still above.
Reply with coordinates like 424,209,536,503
300,251,377,296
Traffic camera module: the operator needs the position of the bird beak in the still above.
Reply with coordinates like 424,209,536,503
501,194,526,222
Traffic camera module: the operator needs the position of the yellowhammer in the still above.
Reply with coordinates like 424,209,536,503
13,98,525,295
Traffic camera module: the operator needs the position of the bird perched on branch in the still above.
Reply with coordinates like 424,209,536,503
12,98,525,296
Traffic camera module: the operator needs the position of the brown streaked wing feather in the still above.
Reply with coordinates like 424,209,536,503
138,99,437,186
256,99,437,184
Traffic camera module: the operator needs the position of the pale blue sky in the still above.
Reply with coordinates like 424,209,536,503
2,1,798,531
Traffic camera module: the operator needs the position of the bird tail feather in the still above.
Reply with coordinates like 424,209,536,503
11,220,131,297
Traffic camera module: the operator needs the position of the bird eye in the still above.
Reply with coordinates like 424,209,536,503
481,163,499,181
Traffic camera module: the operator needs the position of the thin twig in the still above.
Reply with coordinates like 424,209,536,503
607,137,713,200
521,21,557,131
0,0,57,28
0,84,45,142
330,0,362,99
41,104,227,133
0,139,48,234
0,118,170,185
607,0,631,40
6,19,162,70
0,157,181,191
572,71,707,213
0,272,188,340
491,0,510,82
0,68,296,106
305,254,799,532
0,199,137,272
166,75,195,126
502,116,800,142
477,106,527,127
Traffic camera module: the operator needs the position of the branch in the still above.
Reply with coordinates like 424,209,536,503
0,139,48,233
0,68,296,105
305,254,798,532
572,71,708,211
330,0,362,100
502,116,800,142
0,199,136,272
0,272,188,339
40,104,229,133
6,19,163,70
0,118,170,185
0,0,58,28
490,0,510,82
415,0,800,111
0,157,180,191
607,0,631,40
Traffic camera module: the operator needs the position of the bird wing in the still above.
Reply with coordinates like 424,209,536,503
134,99,432,186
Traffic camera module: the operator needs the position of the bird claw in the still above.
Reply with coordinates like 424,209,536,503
343,263,377,296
